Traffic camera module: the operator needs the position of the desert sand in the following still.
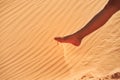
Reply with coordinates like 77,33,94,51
0,0,120,80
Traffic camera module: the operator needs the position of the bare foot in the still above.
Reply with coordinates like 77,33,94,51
54,35,82,46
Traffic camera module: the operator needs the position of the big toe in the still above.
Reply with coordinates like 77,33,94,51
54,37,64,42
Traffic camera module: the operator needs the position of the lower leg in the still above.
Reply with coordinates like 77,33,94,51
55,0,120,46
73,1,120,39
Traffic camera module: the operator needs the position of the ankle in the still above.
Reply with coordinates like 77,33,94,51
72,33,84,40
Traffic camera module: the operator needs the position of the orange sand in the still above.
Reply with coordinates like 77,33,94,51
0,0,120,80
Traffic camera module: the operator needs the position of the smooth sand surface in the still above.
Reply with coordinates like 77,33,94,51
0,0,120,80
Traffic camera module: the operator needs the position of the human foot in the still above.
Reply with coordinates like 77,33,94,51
54,35,82,46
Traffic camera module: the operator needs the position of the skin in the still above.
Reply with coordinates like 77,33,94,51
54,0,120,46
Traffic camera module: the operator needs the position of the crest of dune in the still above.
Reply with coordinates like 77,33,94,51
0,0,120,80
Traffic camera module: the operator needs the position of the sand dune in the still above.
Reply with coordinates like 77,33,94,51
0,0,120,80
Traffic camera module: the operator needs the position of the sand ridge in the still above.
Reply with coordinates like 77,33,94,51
0,0,120,80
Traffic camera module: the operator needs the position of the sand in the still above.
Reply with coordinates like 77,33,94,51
0,0,120,80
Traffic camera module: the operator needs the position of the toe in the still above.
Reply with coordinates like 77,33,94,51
54,37,64,42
